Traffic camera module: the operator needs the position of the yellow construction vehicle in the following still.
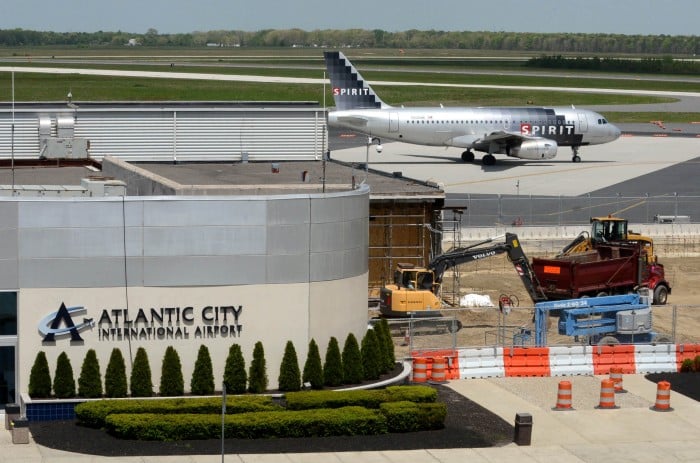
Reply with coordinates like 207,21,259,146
559,216,657,264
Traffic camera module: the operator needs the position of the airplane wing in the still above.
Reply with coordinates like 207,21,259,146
449,131,543,150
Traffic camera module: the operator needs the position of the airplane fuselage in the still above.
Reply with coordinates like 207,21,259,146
328,106,619,150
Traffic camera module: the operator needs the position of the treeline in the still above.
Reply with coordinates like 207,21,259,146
0,28,698,55
527,55,700,75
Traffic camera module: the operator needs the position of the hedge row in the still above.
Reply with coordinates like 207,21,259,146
285,385,437,410
75,395,280,429
104,402,447,440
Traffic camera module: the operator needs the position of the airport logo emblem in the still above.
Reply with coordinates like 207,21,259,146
38,303,94,342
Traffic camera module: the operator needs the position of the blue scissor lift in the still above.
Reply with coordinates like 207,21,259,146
534,293,657,346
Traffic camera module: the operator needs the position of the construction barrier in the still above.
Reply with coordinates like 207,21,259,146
650,381,673,412
552,380,573,411
595,379,619,409
609,366,626,393
431,357,447,382
412,357,428,383
503,347,551,377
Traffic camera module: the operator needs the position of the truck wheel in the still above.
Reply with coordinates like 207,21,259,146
597,336,620,346
653,285,669,305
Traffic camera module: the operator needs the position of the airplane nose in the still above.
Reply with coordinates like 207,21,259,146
611,124,622,140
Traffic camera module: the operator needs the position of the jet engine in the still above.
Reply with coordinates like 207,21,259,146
510,140,558,160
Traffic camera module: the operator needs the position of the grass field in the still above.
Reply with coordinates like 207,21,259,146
1,47,697,123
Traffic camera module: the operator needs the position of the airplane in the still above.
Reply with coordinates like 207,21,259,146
324,51,621,165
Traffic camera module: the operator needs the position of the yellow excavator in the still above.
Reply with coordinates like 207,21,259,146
558,216,657,264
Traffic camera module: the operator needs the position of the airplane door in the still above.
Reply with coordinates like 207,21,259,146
578,112,588,132
389,112,399,132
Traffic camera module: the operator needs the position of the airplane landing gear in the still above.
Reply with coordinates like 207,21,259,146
461,150,475,162
482,154,496,166
571,146,581,163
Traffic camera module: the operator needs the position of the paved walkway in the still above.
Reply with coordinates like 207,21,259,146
2,374,699,462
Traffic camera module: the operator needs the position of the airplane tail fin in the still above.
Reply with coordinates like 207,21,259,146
324,51,390,110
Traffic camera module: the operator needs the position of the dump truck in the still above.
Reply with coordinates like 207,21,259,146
533,241,671,305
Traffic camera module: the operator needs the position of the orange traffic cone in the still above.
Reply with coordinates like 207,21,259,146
609,366,627,393
552,380,574,411
595,379,619,409
650,381,673,412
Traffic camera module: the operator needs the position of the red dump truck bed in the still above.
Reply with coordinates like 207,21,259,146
532,244,643,300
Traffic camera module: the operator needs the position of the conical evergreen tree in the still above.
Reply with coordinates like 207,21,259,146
361,329,382,380
159,346,184,396
130,347,153,397
190,345,215,395
105,348,128,398
372,324,389,374
53,352,76,398
323,337,343,387
341,333,363,384
223,344,247,394
28,351,52,398
378,318,396,370
248,341,268,393
278,340,301,392
302,339,324,389
78,349,102,398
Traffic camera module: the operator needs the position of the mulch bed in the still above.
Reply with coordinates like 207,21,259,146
28,384,513,456
29,373,698,456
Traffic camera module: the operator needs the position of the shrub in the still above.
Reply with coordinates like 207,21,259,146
323,337,343,387
248,341,268,393
380,401,446,432
377,318,396,371
130,347,153,397
105,407,388,440
190,345,215,395
159,346,184,396
372,324,389,374
278,340,301,392
53,352,76,398
105,348,128,398
360,329,382,380
78,349,102,398
680,358,694,372
223,344,247,394
342,333,363,384
302,339,324,389
28,351,52,398
75,395,281,429
694,355,700,372
285,385,437,410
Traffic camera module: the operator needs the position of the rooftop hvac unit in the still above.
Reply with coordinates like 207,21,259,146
40,138,90,159
81,176,126,197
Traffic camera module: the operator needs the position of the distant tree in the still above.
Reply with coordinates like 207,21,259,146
342,333,363,384
130,347,153,397
78,349,102,398
278,340,301,392
28,351,52,398
190,345,215,395
323,337,343,387
53,352,76,398
159,346,184,396
105,348,128,398
248,341,268,393
360,329,382,380
302,339,324,389
223,344,247,394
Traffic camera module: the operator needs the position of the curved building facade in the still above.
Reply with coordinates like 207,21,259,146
0,187,368,402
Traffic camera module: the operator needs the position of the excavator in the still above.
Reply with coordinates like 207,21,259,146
378,233,546,332
559,216,657,264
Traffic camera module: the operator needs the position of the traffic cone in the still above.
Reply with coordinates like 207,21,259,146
650,381,673,412
609,366,627,393
552,380,574,411
595,379,619,409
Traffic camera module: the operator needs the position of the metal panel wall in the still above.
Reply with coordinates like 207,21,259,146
6,188,367,289
0,106,326,162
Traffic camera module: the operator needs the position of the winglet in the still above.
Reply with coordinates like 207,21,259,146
324,51,390,110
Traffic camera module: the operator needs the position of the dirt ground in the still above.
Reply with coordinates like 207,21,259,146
383,254,700,352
